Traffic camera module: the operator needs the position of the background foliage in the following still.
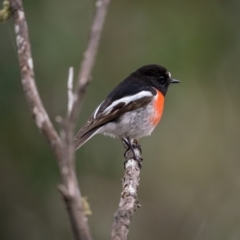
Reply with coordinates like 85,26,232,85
1,0,240,239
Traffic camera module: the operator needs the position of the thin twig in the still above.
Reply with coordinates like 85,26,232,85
111,144,142,240
67,67,74,116
69,0,111,126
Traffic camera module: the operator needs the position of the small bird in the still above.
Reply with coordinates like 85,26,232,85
74,64,179,160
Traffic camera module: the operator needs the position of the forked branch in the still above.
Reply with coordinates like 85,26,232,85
8,0,112,239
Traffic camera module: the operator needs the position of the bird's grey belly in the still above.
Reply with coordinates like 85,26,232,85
99,104,156,139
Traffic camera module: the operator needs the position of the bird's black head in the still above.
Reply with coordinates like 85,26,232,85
133,64,179,95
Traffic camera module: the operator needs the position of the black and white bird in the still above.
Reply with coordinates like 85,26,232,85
74,64,179,154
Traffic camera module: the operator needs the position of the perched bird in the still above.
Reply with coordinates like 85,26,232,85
74,64,179,160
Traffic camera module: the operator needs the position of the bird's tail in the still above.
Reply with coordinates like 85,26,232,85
74,127,101,151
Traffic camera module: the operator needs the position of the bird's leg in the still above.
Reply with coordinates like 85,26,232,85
122,137,136,159
122,138,130,157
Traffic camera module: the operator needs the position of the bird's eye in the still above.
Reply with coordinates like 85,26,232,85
159,76,165,83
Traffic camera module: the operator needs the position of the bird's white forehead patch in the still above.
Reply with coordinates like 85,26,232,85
167,71,171,78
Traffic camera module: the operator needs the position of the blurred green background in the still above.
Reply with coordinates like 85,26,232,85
1,0,240,239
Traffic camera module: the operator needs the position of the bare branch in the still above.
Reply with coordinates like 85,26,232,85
8,0,107,239
60,1,112,238
9,0,63,158
61,1,112,238
111,144,142,240
8,0,111,238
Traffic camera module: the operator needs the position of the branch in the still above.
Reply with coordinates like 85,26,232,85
8,0,111,239
61,0,112,237
9,0,63,159
111,143,142,240
61,3,112,238
9,1,92,239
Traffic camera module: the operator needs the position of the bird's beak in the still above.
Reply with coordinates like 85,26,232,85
170,78,180,84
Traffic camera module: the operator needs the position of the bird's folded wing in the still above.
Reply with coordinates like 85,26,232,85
74,94,153,140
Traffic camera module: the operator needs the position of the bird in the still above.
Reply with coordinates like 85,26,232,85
74,64,179,161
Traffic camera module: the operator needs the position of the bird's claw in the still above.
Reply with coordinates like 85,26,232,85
122,138,143,168
133,139,142,154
